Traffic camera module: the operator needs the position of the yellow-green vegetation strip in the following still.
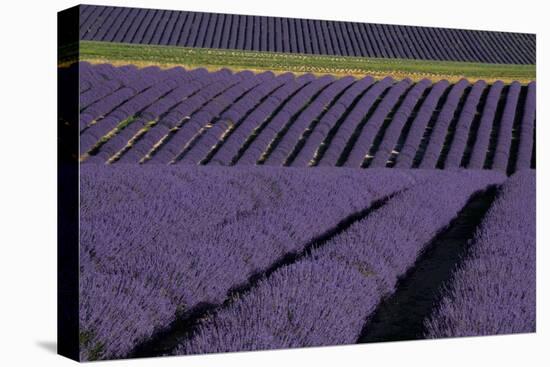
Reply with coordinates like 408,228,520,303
62,41,536,84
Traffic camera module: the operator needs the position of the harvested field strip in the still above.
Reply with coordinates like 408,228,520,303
60,41,536,84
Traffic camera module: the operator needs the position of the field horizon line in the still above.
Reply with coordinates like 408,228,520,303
59,41,536,84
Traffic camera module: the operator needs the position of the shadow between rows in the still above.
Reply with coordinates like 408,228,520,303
358,185,499,343
129,192,399,358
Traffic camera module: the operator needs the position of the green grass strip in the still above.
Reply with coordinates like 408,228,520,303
63,41,536,84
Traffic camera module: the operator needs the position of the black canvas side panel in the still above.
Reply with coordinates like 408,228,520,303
58,5,80,362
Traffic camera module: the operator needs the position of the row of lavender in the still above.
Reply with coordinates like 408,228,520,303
79,5,535,64
78,63,536,174
425,169,535,337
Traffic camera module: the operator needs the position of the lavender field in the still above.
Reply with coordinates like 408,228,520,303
78,164,535,360
65,5,537,362
77,63,535,174
79,5,535,64
74,61,536,360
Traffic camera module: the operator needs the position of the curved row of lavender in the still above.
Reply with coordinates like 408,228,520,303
79,165,421,360
77,63,536,174
424,169,535,337
79,5,535,64
175,170,505,355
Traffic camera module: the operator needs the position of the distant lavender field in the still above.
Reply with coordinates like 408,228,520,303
79,5,535,64
77,63,536,175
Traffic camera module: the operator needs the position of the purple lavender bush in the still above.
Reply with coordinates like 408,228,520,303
369,78,431,168
515,82,536,170
443,80,487,168
209,74,315,166
263,76,355,166
394,80,450,168
317,77,394,167
424,170,535,337
235,75,334,165
343,78,412,167
466,81,505,169
291,76,375,167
